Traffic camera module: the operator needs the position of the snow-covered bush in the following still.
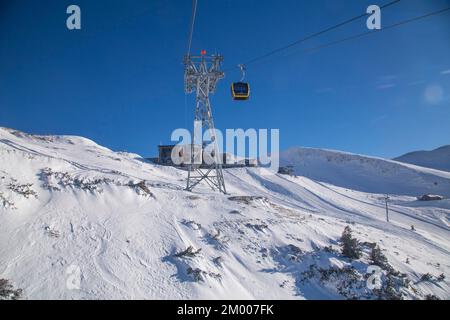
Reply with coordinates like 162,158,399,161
371,268,411,300
297,244,411,300
300,264,364,299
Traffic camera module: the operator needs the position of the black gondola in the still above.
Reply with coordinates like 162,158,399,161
231,82,250,100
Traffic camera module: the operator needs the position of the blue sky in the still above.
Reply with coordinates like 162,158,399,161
0,0,449,158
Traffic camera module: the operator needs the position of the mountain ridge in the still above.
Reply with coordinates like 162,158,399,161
394,145,450,173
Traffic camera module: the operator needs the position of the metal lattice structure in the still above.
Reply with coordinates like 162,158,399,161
183,54,227,194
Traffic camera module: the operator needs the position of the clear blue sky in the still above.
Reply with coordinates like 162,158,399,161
1,0,449,158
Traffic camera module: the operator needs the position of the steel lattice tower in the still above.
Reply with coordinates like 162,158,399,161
183,53,227,194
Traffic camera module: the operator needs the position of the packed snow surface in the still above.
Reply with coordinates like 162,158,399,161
0,127,449,300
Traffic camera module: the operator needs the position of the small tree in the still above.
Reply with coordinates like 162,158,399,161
370,245,389,270
340,226,361,260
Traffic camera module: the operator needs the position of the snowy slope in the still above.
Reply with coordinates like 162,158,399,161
0,127,449,300
280,147,450,197
394,145,450,173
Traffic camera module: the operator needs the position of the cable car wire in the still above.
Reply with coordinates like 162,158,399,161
227,5,450,101
284,6,450,59
187,0,198,55
226,0,401,71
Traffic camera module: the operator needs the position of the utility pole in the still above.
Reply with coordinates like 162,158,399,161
183,52,227,194
384,194,390,222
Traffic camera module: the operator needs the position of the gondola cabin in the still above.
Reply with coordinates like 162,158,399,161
231,82,250,100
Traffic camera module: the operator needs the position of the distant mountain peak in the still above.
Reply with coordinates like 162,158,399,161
394,145,450,172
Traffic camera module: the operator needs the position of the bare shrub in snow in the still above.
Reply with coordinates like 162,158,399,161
420,273,433,282
0,279,23,300
228,196,266,205
186,267,221,282
213,256,224,267
41,168,156,197
207,229,229,249
245,221,268,232
44,226,60,238
340,226,361,260
40,168,112,193
417,272,445,284
187,267,204,282
8,182,37,199
207,271,222,281
174,246,201,259
128,181,155,198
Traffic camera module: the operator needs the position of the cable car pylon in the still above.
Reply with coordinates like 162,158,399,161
183,51,227,194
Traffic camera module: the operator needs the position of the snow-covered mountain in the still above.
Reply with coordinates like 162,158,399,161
394,145,450,173
280,147,450,197
1,127,449,300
